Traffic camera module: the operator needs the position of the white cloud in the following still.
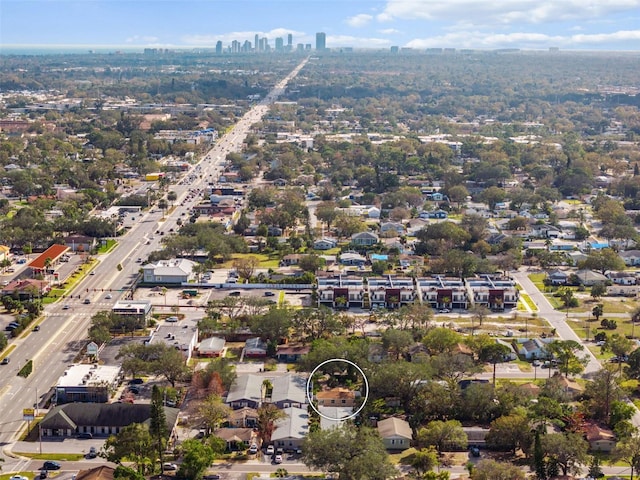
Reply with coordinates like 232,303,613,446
405,29,640,49
347,14,374,27
379,28,401,34
125,35,159,44
182,28,306,46
380,0,640,24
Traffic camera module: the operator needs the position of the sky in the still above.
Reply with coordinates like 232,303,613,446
2,0,640,51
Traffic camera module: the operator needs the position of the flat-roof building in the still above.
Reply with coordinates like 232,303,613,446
55,364,122,404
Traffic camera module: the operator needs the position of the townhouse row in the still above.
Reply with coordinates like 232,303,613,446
317,273,519,311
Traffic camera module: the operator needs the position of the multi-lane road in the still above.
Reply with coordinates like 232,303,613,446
0,56,309,472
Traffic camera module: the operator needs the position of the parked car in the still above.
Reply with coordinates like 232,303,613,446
229,291,241,296
274,454,283,464
43,461,61,470
39,470,48,479
9,475,28,480
203,475,221,480
264,291,275,297
128,386,140,394
266,445,275,455
128,378,144,385
77,432,93,439
438,308,451,313
248,444,258,454
163,463,178,471
166,316,179,322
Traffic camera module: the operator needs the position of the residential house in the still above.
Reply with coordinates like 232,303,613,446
0,245,10,262
317,274,365,309
350,231,379,247
584,423,616,452
620,250,640,266
269,374,308,409
228,407,258,428
142,258,196,285
531,224,561,239
339,251,367,267
226,375,262,410
567,251,588,266
377,417,412,451
244,337,268,357
428,209,449,219
316,388,356,407
313,238,337,250
547,270,569,286
496,339,518,360
215,427,254,451
319,406,353,430
366,206,381,219
39,403,179,438
281,254,304,266
275,345,310,363
606,285,638,297
380,222,405,236
368,276,416,309
608,271,637,285
271,407,309,451
575,269,608,286
406,343,430,363
516,338,548,360
197,337,226,357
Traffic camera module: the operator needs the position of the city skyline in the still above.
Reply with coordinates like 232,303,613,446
1,0,640,52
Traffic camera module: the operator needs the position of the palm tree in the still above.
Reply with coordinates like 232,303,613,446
256,404,286,445
261,379,273,405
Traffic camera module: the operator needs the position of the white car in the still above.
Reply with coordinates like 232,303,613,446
163,463,178,471
274,454,283,464
10,476,29,480
266,445,275,455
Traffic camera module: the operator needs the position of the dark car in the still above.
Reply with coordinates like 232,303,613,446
42,461,61,470
264,291,275,297
1,357,9,365
77,432,93,439
39,471,48,479
33,325,40,332
229,291,241,296
128,386,140,394
470,446,481,458
128,378,144,385
203,475,221,480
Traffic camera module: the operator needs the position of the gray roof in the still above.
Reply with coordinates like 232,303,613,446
271,407,309,441
270,374,308,405
226,374,263,404
40,403,179,430
199,336,226,352
245,337,267,351
319,406,353,430
377,417,412,440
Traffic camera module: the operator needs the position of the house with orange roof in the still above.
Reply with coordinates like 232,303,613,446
316,387,356,407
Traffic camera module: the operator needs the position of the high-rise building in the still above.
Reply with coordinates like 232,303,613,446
215,41,223,55
316,32,326,51
287,33,293,50
275,37,284,52
255,34,260,52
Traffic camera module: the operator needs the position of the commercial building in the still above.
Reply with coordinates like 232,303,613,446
111,300,152,324
55,364,122,404
316,32,326,51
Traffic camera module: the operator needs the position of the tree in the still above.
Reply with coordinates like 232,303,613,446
591,284,606,300
541,432,588,477
592,303,604,323
301,426,395,480
447,185,469,209
104,423,154,475
416,420,467,454
256,404,286,445
423,327,462,355
315,201,339,230
233,257,258,281
411,447,438,474
546,340,587,377
485,412,532,455
470,459,525,480
532,430,547,480
479,186,506,211
381,329,414,360
469,305,490,332
479,343,512,386
152,345,190,387
176,439,216,480
612,433,640,480
167,191,177,206
194,394,232,434
150,386,169,472
579,248,625,274
583,365,622,424
298,254,325,273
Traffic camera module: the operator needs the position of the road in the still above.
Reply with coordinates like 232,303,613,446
0,56,310,472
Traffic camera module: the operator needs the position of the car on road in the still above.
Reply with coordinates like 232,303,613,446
63,304,70,310
128,386,140,394
438,308,451,313
128,378,144,385
1,357,10,365
32,325,40,331
87,447,97,458
163,463,178,471
83,298,91,304
202,475,220,480
264,291,275,297
105,293,112,299
274,454,283,464
42,461,61,470
90,271,96,275
39,471,48,479
229,291,241,296
266,445,275,455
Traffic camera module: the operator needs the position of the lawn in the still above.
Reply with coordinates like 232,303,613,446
218,253,280,269
528,273,546,290
520,293,538,312
0,473,34,480
12,453,85,461
97,239,117,253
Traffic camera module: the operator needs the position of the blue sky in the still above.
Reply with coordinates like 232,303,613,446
2,0,640,51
